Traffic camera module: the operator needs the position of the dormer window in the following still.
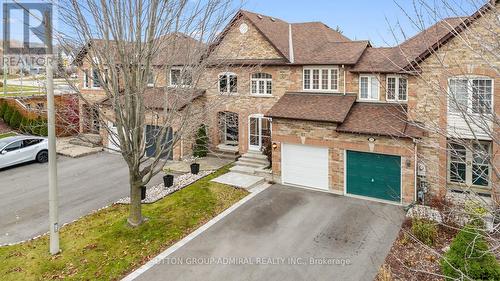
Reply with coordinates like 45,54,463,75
219,72,237,94
303,67,338,91
359,75,379,101
251,73,272,95
386,76,408,102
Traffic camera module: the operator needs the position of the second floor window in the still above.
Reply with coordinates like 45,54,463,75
251,73,272,95
303,67,338,91
387,76,408,102
83,70,89,88
219,72,237,94
359,75,379,101
449,77,493,114
169,67,192,87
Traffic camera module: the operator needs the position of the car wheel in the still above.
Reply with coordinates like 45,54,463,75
36,150,49,163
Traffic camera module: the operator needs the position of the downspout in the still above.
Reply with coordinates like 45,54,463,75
342,65,346,95
288,24,294,63
413,139,418,204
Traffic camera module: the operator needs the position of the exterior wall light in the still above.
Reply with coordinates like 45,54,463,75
272,143,278,150
368,137,376,152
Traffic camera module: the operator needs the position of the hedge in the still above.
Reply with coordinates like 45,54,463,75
9,110,22,129
441,223,500,280
0,101,48,137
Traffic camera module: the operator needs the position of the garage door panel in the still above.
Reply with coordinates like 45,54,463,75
282,143,329,190
346,151,401,202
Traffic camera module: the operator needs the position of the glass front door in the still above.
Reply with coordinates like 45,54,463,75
248,115,271,151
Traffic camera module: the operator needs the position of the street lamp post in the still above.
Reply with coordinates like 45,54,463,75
44,11,59,256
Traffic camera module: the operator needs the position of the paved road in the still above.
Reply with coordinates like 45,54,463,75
135,185,405,281
0,152,162,245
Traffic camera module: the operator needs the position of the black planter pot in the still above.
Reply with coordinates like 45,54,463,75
163,174,174,187
190,163,200,175
141,186,146,200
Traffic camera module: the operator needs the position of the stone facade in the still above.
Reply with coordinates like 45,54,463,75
210,19,283,60
74,6,498,204
409,7,499,199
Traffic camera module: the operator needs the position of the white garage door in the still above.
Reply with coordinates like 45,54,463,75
281,143,329,190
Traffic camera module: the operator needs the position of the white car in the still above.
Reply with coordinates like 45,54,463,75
0,136,49,169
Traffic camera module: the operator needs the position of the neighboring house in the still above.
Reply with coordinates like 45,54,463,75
73,34,206,160
76,2,498,205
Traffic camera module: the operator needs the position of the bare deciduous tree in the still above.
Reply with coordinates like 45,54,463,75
378,0,499,279
53,0,245,226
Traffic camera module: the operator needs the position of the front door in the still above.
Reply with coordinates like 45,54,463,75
248,115,271,151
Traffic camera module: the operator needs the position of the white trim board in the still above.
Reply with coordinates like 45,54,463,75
121,183,270,281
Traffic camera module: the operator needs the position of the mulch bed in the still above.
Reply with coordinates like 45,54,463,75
376,218,459,281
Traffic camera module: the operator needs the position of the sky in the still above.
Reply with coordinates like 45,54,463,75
0,0,486,48
237,0,486,46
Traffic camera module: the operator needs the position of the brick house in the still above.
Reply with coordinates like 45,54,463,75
76,2,498,205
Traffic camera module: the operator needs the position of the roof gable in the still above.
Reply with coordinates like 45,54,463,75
352,1,497,73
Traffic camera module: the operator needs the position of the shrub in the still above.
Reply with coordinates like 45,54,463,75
9,110,22,129
193,124,208,158
441,224,500,280
20,116,29,133
411,219,437,246
261,136,272,166
37,119,48,136
3,106,12,123
0,102,7,118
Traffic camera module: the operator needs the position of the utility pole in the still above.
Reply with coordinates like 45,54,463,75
44,10,59,255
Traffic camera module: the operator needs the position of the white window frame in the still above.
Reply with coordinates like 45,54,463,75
358,74,379,101
146,69,155,87
448,76,494,115
91,68,101,89
82,69,89,89
250,73,272,96
447,140,492,189
386,75,408,102
218,72,237,94
302,66,339,92
169,67,192,87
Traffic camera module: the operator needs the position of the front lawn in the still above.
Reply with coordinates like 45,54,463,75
0,132,16,139
0,165,247,280
0,85,40,93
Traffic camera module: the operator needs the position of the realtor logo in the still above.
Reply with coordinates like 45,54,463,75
3,1,53,55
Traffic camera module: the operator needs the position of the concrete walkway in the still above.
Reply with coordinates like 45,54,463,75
211,172,264,190
163,157,233,173
132,185,405,281
56,137,103,158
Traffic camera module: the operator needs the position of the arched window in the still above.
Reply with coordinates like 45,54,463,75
251,73,272,95
219,72,237,94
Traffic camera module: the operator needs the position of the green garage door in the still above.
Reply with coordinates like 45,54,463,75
346,151,401,202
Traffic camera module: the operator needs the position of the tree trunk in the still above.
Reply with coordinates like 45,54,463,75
127,172,143,227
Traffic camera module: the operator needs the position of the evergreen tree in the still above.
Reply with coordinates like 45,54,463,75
193,124,208,157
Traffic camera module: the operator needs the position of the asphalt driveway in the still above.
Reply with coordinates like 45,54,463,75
135,184,405,281
0,152,162,245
